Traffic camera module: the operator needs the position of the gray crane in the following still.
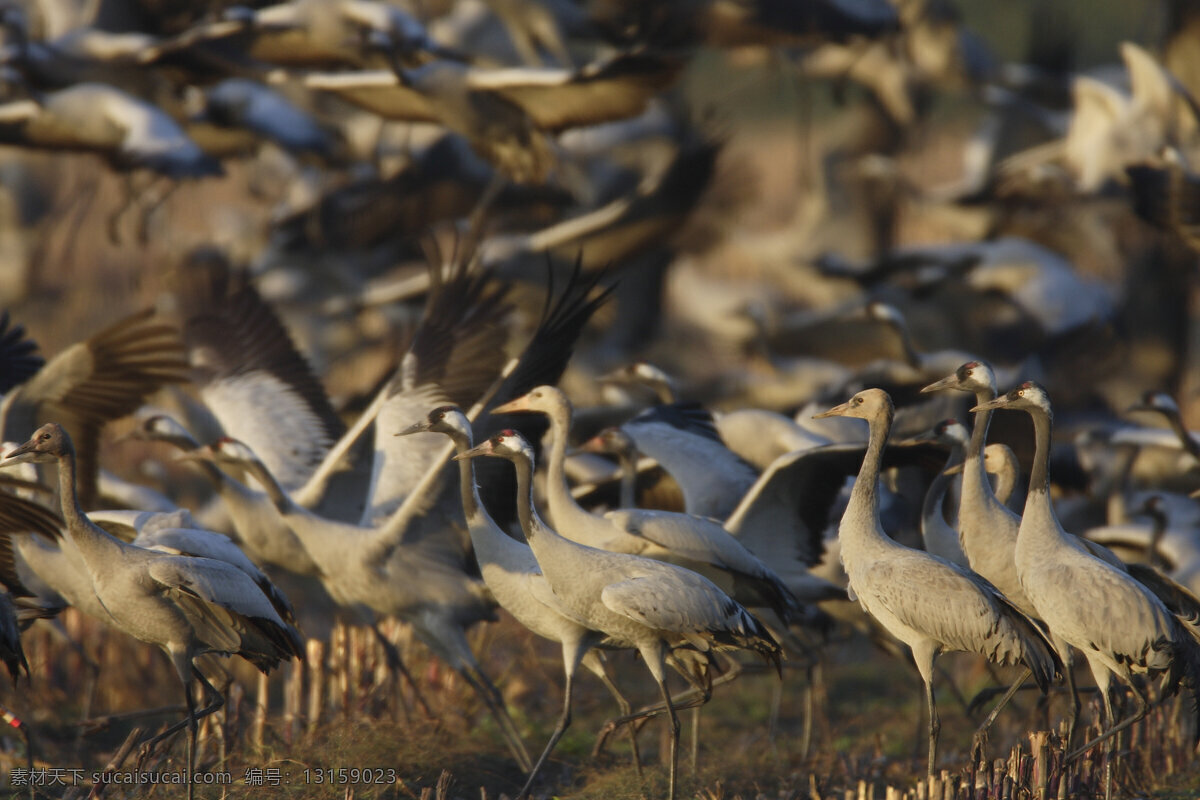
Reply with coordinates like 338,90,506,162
974,382,1200,799
455,428,780,800
3,424,303,800
814,388,1059,778
400,405,649,797
922,360,1200,738
189,436,533,772
492,386,802,623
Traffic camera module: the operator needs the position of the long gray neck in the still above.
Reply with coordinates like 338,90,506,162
848,409,891,529
448,429,480,521
244,458,295,514
55,449,116,556
511,452,543,541
543,401,585,524
1027,406,1053,496
968,385,994,466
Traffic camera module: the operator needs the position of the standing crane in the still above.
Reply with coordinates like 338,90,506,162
973,382,1200,799
492,386,802,623
400,405,648,797
814,388,1059,777
455,428,780,800
3,424,303,800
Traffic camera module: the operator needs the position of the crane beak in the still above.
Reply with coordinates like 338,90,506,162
920,375,958,394
394,420,429,437
2,438,40,465
970,397,1006,413
490,397,531,415
943,463,965,477
452,442,493,461
813,402,851,419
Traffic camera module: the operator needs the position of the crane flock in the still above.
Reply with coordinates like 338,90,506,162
5,1,1200,799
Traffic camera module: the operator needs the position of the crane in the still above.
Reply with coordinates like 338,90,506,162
492,386,802,623
973,382,1200,799
399,405,651,797
814,388,1059,777
3,423,303,800
188,436,533,772
455,428,780,800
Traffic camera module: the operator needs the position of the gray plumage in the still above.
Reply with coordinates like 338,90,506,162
815,388,1059,777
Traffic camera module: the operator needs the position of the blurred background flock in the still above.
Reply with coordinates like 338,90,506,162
3,0,1200,798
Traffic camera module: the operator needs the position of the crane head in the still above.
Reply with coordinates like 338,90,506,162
970,381,1051,415
813,388,893,422
4,422,72,465
395,405,468,437
491,385,568,417
453,429,533,463
920,360,996,395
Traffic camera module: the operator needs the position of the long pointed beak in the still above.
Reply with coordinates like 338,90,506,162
943,463,965,477
3,438,39,465
452,441,493,461
394,420,430,437
813,402,851,419
920,375,959,394
490,397,530,415
969,397,1007,413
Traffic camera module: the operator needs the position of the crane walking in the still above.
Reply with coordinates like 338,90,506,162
455,428,780,800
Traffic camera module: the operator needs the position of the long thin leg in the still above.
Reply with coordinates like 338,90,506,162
1064,656,1081,743
1067,680,1148,762
137,668,226,769
583,652,643,777
656,673,680,800
184,677,197,800
925,677,940,779
971,666,1033,760
460,664,533,772
592,664,733,752
518,663,577,798
368,625,434,718
688,706,700,775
